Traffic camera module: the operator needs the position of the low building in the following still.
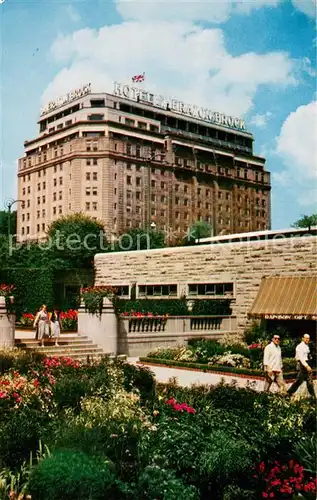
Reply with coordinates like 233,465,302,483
94,228,317,336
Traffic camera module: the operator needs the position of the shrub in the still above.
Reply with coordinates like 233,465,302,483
117,298,188,316
218,332,248,348
191,299,232,316
0,348,45,375
28,450,125,500
136,466,199,500
294,435,317,475
120,361,156,405
209,352,251,369
243,320,265,345
282,357,297,372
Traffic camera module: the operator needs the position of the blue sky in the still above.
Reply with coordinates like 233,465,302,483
1,0,316,229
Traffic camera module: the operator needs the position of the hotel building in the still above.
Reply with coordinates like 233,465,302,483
17,82,271,241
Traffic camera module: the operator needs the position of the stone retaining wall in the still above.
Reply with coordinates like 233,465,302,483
95,234,316,332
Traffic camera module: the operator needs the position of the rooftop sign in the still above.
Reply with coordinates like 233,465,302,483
113,81,246,131
40,83,91,117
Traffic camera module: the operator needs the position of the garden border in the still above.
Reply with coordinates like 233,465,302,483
138,357,317,382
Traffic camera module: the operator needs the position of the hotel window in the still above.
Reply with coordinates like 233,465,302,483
226,205,231,213
22,214,25,222
127,176,132,185
42,196,46,203
219,217,223,224
93,159,98,165
185,212,189,220
42,209,46,217
37,183,41,191
54,148,58,158
198,201,201,208
42,223,45,231
58,206,62,215
88,114,104,121
43,182,46,189
138,121,147,130
206,203,210,210
28,174,31,181
151,208,156,215
136,177,141,186
53,207,56,215
86,188,91,196
136,166,141,172
127,191,132,199
226,193,230,200
27,186,31,194
37,197,40,205
136,206,141,214
60,164,63,171
206,189,210,196
175,197,179,205
114,173,117,180
262,200,266,207
86,173,91,181
161,182,166,189
37,224,40,233
21,201,25,209
27,213,30,221
92,187,97,196
176,211,180,220
60,147,63,155
184,199,189,206
54,166,57,173
136,191,141,200
59,191,62,200
38,171,41,178
23,188,26,195
114,203,117,210
53,193,56,201
27,200,30,208
197,188,201,195
36,212,39,219
92,202,97,211
86,202,90,211
125,118,134,127
126,143,132,155
93,172,97,181
53,179,57,187
151,180,156,188
86,159,91,166
161,196,166,203
175,184,179,192
59,177,63,185
22,228,25,235
65,120,72,126
138,284,177,297
26,227,30,235
188,282,233,297
218,192,223,199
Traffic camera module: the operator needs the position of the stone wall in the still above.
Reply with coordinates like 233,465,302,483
95,234,317,332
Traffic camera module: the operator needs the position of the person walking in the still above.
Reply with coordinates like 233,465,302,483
33,304,50,347
51,309,62,346
263,334,287,393
288,334,316,401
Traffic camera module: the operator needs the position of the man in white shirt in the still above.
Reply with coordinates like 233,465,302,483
288,334,316,401
263,334,287,393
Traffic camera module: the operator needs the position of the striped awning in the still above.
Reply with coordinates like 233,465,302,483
249,276,317,320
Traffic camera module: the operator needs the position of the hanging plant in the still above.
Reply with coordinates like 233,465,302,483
80,286,116,315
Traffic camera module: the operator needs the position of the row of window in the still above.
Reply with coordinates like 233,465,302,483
107,283,234,298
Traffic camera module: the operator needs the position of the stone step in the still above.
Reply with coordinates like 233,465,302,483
15,339,93,347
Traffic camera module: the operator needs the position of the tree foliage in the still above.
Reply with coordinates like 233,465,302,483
114,228,165,252
0,210,17,236
291,214,317,230
186,220,213,244
47,213,107,268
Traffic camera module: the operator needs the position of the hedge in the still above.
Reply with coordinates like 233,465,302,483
116,298,232,316
138,357,317,380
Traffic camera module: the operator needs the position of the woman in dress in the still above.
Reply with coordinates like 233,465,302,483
33,304,50,347
51,309,62,346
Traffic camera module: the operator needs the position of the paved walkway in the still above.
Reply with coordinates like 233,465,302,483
130,358,317,398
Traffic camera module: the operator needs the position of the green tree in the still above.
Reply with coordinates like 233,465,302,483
47,213,108,268
114,227,165,252
291,214,317,230
186,220,213,244
0,210,17,236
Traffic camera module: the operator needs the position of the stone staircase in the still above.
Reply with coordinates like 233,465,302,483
14,330,124,362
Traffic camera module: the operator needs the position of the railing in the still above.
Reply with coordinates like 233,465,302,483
120,315,236,335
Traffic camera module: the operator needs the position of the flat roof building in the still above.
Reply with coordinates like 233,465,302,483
17,81,271,241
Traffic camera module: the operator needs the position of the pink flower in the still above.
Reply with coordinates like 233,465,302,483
0,391,7,399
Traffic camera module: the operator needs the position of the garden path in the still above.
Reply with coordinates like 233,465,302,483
130,358,317,397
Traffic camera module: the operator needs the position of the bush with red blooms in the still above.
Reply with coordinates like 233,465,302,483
248,343,263,349
255,459,317,499
42,355,81,370
59,309,78,330
166,397,196,414
0,283,16,297
81,285,116,314
19,312,35,327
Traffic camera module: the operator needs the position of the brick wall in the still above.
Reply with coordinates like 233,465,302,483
95,234,317,331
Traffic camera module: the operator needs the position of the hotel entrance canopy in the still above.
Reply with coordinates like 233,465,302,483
249,276,317,320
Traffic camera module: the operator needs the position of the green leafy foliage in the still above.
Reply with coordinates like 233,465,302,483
291,213,317,229
186,220,213,243
136,466,199,499
114,227,166,251
28,450,125,500
47,213,107,268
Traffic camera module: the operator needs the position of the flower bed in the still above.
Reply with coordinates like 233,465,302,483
0,348,316,500
17,309,78,331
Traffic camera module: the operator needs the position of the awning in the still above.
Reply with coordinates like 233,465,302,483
249,276,317,320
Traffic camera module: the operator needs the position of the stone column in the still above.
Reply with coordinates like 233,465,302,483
77,297,118,355
0,296,16,348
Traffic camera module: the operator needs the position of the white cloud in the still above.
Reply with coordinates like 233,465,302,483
291,0,316,19
115,0,282,23
275,101,317,207
250,112,273,128
43,21,296,121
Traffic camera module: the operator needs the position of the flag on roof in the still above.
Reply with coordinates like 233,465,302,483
132,73,145,83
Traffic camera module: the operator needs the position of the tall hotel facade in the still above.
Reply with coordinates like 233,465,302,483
17,82,271,241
